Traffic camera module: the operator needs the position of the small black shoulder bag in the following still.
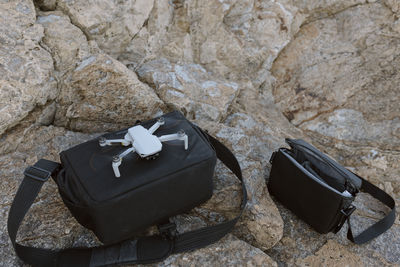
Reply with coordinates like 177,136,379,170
268,138,395,244
8,111,247,266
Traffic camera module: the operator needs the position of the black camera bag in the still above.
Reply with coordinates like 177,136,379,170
8,111,247,266
268,138,395,244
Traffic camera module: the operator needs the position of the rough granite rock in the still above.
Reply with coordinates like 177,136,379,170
57,0,155,60
36,11,166,132
193,120,284,250
137,58,240,121
34,0,56,11
0,0,57,136
295,239,362,266
53,0,373,89
57,51,165,132
272,2,399,127
1,0,400,265
267,192,400,266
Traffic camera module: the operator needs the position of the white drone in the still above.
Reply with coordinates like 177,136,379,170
99,117,188,177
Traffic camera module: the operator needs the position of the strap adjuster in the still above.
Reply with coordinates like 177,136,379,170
341,205,356,217
24,166,51,182
158,222,177,239
333,205,356,233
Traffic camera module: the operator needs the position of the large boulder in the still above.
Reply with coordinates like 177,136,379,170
57,0,155,60
137,58,240,121
37,12,166,132
0,0,57,136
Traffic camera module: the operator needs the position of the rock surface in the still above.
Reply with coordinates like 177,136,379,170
36,11,166,132
272,1,400,207
137,58,240,121
0,0,57,136
1,0,399,265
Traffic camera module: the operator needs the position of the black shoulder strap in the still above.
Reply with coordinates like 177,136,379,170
8,134,247,267
346,174,396,244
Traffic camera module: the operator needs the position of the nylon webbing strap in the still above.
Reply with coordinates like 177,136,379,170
173,133,247,253
7,134,247,266
8,161,173,267
8,159,61,267
346,175,396,244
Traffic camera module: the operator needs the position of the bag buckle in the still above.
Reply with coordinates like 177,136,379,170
334,205,356,233
158,222,177,239
333,205,356,234
341,205,356,217
24,166,51,182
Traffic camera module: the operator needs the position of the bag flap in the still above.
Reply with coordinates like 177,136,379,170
285,139,362,192
59,111,216,204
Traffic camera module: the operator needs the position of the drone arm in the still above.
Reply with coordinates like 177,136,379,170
148,117,165,134
112,147,135,178
158,133,188,150
99,138,130,147
118,147,136,159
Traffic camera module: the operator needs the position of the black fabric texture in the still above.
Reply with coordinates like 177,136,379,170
88,240,138,267
7,111,248,266
7,159,61,267
57,111,216,244
59,111,215,203
136,237,172,263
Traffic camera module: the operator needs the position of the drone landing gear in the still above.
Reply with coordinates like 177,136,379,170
111,146,135,177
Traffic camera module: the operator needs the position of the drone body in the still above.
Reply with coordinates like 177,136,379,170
126,125,162,158
99,117,188,177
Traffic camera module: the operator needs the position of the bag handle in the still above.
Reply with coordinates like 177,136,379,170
8,134,247,266
345,174,396,244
